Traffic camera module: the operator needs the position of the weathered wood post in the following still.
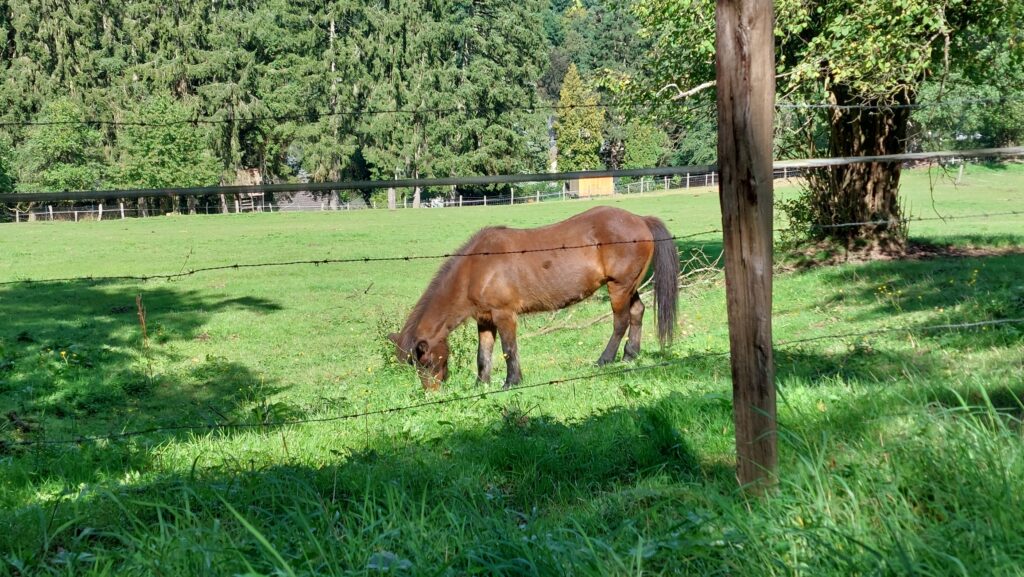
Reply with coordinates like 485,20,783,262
716,0,777,492
120,202,126,219
98,203,104,221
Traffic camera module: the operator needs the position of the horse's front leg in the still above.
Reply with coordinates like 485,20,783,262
492,310,522,389
477,319,496,385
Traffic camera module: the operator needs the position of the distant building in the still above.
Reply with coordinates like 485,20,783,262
568,176,614,198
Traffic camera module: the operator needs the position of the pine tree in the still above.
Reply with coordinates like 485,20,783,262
556,64,604,171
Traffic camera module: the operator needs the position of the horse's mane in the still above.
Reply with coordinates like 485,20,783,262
397,226,503,353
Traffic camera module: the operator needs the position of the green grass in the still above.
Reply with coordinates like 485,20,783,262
0,163,1022,575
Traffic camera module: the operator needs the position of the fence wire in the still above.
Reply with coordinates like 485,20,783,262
3,204,1024,287
4,317,1020,449
0,229,724,286
1,95,1020,129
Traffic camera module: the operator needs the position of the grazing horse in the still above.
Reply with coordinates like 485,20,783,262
389,206,679,390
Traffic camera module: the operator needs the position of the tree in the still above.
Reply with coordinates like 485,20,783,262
114,95,220,213
556,64,605,171
0,140,14,194
622,122,670,169
358,0,547,205
625,0,1024,251
15,99,105,195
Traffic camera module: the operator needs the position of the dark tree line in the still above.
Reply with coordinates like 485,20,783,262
0,0,676,208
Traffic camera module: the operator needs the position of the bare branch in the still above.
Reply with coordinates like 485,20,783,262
656,79,718,101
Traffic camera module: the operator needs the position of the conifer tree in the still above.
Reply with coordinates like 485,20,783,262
556,64,604,171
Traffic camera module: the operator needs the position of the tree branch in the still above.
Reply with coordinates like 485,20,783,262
656,79,718,101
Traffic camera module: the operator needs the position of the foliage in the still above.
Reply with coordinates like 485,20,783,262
114,96,220,189
912,73,1024,150
0,0,550,201
0,140,13,194
556,64,605,171
14,99,105,194
623,0,1024,248
622,122,670,170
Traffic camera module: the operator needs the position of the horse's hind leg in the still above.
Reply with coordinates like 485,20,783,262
623,292,644,362
477,319,496,384
493,310,522,389
597,282,633,366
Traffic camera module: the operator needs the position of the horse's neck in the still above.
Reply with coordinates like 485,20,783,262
408,278,468,343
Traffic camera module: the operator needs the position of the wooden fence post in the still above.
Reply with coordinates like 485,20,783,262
48,205,54,220
120,202,125,219
716,0,777,493
459,195,463,207
510,190,515,205
98,203,103,221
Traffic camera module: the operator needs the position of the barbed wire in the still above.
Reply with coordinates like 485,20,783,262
5,317,1021,448
0,229,724,286
776,318,1024,347
776,95,1024,111
0,101,632,129
808,209,1024,230
1,95,1021,129
4,203,1023,287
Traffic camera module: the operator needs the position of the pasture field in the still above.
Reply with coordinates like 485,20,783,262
1,163,1023,575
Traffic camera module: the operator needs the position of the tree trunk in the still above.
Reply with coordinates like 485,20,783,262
547,114,558,172
806,85,912,252
412,168,421,208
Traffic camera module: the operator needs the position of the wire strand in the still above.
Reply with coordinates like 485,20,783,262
7,317,1022,448
0,229,723,286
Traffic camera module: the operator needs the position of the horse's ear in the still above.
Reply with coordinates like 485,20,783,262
387,332,400,346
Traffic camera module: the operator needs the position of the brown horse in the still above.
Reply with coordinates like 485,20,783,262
389,205,679,390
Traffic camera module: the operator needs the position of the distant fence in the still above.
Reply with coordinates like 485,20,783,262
0,165,812,223
1,148,1020,224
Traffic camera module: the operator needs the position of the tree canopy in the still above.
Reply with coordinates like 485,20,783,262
624,0,1024,249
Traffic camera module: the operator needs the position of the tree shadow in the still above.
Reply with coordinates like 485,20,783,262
1,391,737,572
819,252,1024,338
0,280,303,476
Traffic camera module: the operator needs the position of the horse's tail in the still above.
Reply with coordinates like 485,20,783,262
644,216,679,347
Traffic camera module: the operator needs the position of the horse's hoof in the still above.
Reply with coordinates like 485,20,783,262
596,357,614,367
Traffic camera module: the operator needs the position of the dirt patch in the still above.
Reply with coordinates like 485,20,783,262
779,241,1024,272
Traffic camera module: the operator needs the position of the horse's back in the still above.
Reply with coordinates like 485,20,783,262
460,207,657,314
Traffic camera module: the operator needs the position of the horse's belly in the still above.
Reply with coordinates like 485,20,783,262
519,267,604,313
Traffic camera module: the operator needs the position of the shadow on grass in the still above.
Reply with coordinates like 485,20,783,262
0,391,736,571
0,280,303,486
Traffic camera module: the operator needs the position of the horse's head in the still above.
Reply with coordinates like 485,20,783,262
388,332,449,390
